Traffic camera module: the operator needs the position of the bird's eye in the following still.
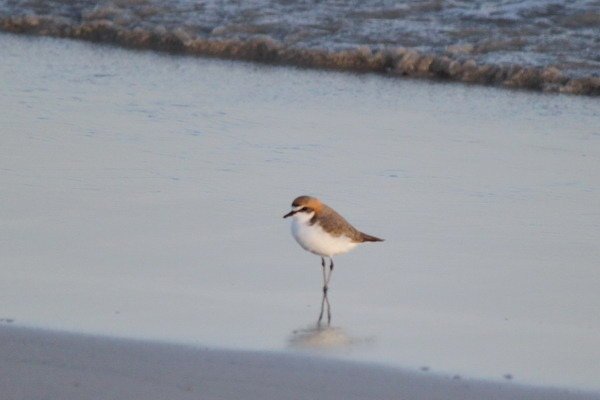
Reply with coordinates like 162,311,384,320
301,207,311,213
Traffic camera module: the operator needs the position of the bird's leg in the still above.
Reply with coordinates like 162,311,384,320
321,257,328,294
325,257,334,287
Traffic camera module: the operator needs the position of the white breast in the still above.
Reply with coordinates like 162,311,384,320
290,212,358,257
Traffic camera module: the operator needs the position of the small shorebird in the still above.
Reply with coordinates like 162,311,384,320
283,195,384,293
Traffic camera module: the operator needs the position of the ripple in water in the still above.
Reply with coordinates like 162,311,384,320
1,1,598,94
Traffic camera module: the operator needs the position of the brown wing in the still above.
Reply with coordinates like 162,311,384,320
311,204,374,243
358,232,384,242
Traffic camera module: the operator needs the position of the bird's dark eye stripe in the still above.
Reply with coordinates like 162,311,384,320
300,207,311,212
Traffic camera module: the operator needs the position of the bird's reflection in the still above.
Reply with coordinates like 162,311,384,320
288,291,352,349
317,289,331,327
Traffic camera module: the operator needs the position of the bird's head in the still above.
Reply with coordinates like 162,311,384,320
283,195,322,220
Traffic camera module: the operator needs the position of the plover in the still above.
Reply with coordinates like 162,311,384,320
283,195,384,293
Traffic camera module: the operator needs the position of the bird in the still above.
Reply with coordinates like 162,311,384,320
283,195,384,293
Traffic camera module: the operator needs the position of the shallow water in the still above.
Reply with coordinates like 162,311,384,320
1,34,600,390
1,0,599,94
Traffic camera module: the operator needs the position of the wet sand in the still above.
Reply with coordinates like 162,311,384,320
1,33,600,392
2,325,599,400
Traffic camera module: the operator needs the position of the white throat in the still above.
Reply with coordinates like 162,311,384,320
291,210,315,224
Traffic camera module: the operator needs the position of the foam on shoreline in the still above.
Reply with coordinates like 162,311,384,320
2,15,599,96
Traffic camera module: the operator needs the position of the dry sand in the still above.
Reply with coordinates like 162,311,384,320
2,325,599,400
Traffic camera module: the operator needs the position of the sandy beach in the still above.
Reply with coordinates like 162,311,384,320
1,32,599,397
2,325,600,400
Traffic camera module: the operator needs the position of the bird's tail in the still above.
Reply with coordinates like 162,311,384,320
359,232,384,242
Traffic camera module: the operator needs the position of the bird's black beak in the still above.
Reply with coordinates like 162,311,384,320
283,210,296,218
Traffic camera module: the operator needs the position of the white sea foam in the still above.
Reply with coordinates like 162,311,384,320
0,0,598,85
